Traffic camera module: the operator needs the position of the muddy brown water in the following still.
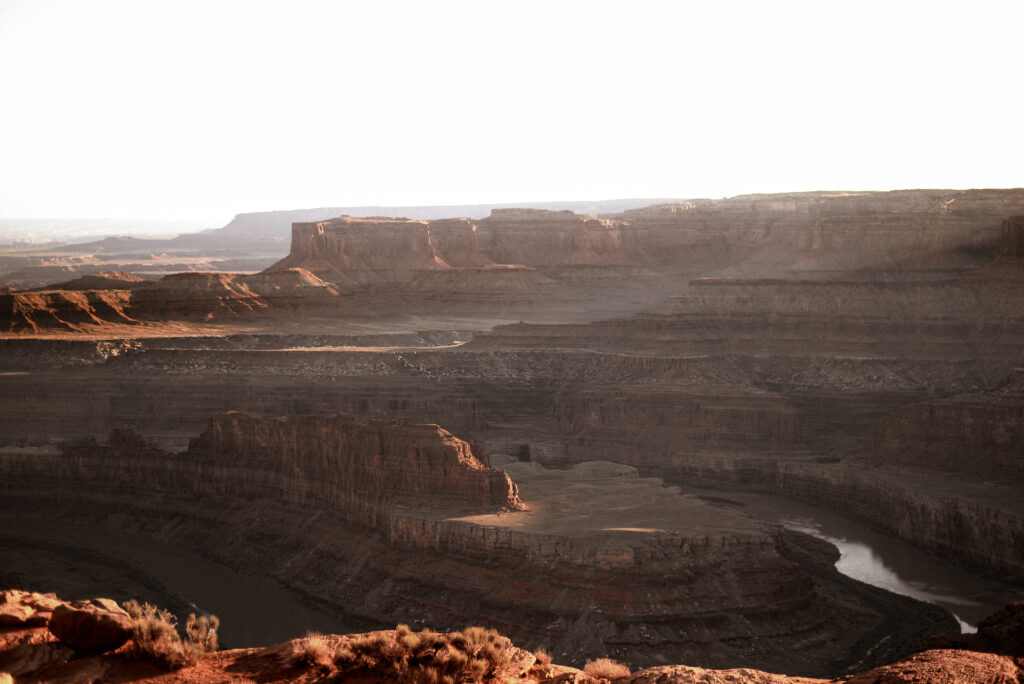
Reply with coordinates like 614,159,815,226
683,488,1024,632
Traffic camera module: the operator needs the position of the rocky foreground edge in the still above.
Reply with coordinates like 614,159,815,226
1,589,1022,683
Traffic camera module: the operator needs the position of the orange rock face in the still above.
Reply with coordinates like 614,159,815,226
2,589,1022,684
47,598,132,653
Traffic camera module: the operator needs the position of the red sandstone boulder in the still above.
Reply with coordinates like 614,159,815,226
0,590,61,627
47,598,132,653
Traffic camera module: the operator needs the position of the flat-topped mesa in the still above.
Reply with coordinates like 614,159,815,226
270,216,465,284
427,218,494,268
476,208,640,267
613,189,1024,273
188,412,522,513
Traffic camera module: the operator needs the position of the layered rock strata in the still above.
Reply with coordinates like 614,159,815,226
872,368,1024,480
0,416,920,674
0,268,344,333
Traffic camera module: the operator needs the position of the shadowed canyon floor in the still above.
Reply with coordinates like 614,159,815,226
2,190,1024,680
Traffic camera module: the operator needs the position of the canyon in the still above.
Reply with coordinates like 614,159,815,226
2,189,1024,680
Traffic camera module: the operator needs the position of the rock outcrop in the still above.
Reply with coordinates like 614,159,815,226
0,416,921,675
5,189,1024,676
47,598,132,653
30,271,150,291
0,590,60,628
0,289,137,333
0,269,347,333
872,369,1024,481
271,216,460,285
187,412,521,513
474,209,641,268
0,589,1022,683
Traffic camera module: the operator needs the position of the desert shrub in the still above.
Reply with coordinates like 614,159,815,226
290,631,334,670
533,647,552,666
122,599,220,670
329,625,514,683
583,657,631,681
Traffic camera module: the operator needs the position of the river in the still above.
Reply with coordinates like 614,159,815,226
683,487,1023,633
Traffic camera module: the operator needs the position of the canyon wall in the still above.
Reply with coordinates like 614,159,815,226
1001,215,1024,258
872,369,1024,481
7,189,1024,333
670,455,1024,583
187,412,520,513
0,416,883,674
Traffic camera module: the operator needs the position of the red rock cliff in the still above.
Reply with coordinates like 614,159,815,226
187,412,521,513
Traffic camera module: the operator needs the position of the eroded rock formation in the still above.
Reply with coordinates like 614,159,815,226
0,415,944,675
4,190,1024,677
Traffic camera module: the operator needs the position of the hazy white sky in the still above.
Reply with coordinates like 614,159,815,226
1,0,1021,223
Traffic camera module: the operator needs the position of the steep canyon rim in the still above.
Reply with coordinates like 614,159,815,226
2,190,1024,679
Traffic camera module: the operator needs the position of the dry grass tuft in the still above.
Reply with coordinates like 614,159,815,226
122,599,219,670
306,625,517,682
290,631,335,670
533,647,552,666
583,657,631,681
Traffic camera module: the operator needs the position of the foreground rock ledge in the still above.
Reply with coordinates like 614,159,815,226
1,590,1023,683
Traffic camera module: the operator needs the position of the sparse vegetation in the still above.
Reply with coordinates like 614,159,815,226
290,630,335,670
583,657,631,681
287,624,519,683
532,646,552,666
122,599,219,669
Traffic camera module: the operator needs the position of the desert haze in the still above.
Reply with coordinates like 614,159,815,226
1,189,1024,683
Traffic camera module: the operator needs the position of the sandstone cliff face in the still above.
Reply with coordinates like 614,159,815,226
670,455,1024,583
872,369,1024,481
613,189,1024,275
187,412,520,514
272,216,453,285
428,218,494,268
554,387,802,461
472,275,1024,361
475,209,642,268
0,416,875,674
8,190,1024,333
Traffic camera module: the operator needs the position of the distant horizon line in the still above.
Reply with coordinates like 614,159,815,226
3,187,1023,226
